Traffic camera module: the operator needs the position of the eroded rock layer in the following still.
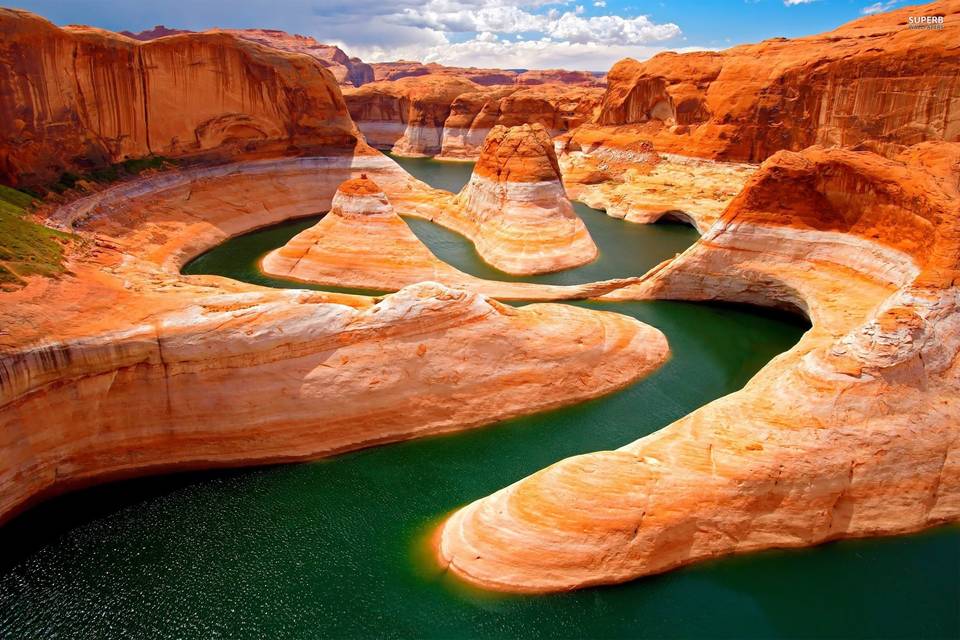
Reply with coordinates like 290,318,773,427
438,85,603,159
261,175,640,299
344,75,603,158
452,124,598,274
438,142,960,592
0,9,361,187
585,0,959,163
0,152,668,524
344,76,481,155
120,25,375,87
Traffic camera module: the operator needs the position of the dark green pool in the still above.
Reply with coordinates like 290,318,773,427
0,156,955,639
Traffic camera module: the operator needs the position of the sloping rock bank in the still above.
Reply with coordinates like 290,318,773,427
0,9,361,188
438,142,960,592
0,152,668,525
262,175,636,299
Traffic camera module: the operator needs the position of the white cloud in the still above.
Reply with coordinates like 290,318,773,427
387,1,680,45
861,0,898,14
783,0,816,5
594,0,606,6
350,36,711,71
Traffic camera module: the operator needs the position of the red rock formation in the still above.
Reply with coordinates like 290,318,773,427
439,142,960,592
0,9,362,187
451,124,598,274
371,62,518,85
344,75,481,155
586,0,959,162
439,84,603,158
516,69,604,86
0,153,666,525
120,25,375,87
119,25,189,39
371,62,605,87
261,175,641,299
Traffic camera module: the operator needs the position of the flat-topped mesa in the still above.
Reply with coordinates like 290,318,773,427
456,124,598,275
438,142,960,593
261,175,641,300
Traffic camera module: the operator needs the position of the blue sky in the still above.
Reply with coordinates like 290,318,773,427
7,0,914,70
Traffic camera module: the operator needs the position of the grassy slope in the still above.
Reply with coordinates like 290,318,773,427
0,156,175,290
0,185,72,290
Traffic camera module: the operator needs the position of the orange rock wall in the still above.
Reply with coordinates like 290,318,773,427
0,9,361,186
592,0,960,161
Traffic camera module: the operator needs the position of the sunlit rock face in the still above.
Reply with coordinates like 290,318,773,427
262,175,644,300
438,141,960,593
119,25,375,87
0,153,668,525
343,76,481,156
438,85,604,159
584,0,959,163
454,123,598,275
0,8,362,188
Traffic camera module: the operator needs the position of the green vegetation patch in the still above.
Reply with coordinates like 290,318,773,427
0,186,73,289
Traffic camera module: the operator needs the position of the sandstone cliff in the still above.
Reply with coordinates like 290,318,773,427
370,62,603,87
0,9,362,187
0,152,665,524
344,76,481,155
583,0,959,162
439,85,603,159
438,142,960,592
121,25,375,87
346,75,603,158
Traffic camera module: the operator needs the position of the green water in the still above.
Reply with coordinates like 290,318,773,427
1,158,956,639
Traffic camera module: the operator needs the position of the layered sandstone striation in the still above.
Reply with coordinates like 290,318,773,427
344,76,481,155
345,75,603,158
438,85,603,159
120,26,375,87
0,151,669,524
580,0,959,163
448,124,598,274
0,9,362,187
262,175,640,299
557,132,756,230
438,142,960,592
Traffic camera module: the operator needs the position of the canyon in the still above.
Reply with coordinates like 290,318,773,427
0,1,958,633
439,140,960,590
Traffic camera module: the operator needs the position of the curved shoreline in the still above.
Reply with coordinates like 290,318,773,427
0,152,670,526
437,143,960,592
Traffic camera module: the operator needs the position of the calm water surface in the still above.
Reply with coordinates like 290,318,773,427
0,156,955,639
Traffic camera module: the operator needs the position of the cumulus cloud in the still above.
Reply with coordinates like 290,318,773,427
594,0,606,6
861,0,898,14
350,36,710,71
389,1,679,45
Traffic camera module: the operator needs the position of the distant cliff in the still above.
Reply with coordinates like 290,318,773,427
0,10,361,187
587,0,959,161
